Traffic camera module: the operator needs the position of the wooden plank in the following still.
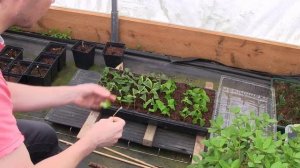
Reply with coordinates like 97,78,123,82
192,82,214,163
24,7,300,75
142,124,157,147
77,111,100,138
192,136,205,163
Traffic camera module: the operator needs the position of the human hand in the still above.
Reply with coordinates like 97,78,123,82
72,83,116,110
82,117,125,148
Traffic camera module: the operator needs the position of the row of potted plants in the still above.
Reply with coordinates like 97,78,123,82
0,42,67,85
71,41,125,70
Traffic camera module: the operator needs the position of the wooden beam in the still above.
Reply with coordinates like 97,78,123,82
26,7,300,75
142,124,157,147
77,111,100,138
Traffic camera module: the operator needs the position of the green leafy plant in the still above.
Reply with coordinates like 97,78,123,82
40,29,72,39
180,88,210,126
99,67,212,126
9,26,22,32
189,109,300,168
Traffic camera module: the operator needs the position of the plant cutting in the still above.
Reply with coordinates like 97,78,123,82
100,100,112,109
71,40,96,70
272,78,300,130
189,109,300,168
99,67,215,134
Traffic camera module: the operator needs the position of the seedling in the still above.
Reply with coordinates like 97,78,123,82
36,65,42,77
40,29,72,40
100,68,212,126
100,100,111,109
180,87,210,126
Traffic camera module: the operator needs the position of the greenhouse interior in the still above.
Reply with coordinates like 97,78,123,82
0,0,300,168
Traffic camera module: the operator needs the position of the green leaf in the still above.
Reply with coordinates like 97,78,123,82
294,152,300,159
144,78,153,89
263,138,272,149
167,99,175,110
219,160,230,168
143,98,152,109
140,94,147,102
100,100,111,109
231,159,240,168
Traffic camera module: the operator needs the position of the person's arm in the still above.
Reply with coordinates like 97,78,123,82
0,117,125,168
7,82,115,112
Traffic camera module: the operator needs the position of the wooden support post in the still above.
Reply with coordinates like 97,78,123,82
142,124,157,147
192,81,214,163
77,63,124,139
77,111,100,138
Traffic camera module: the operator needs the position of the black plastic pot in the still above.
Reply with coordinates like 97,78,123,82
26,63,52,86
0,56,14,73
101,106,210,136
0,45,23,60
71,41,96,70
103,42,125,68
42,42,67,71
35,53,59,80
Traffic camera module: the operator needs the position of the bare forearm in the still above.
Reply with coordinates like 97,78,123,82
35,139,95,168
7,82,75,112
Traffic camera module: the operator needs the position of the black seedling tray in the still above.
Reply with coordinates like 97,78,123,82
0,45,23,60
42,42,67,71
101,103,213,136
26,63,52,86
0,56,14,73
35,53,59,80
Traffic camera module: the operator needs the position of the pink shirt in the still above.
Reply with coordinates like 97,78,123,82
0,71,24,158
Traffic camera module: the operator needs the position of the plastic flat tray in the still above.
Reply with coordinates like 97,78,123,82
213,76,276,132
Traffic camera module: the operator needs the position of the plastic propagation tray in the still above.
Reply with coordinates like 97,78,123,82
213,76,276,132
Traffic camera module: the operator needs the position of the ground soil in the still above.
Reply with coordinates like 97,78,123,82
75,43,92,53
0,60,10,70
274,80,300,126
108,71,215,127
39,57,55,65
3,75,20,83
47,47,63,55
10,63,29,75
30,66,48,77
105,46,124,56
4,49,19,59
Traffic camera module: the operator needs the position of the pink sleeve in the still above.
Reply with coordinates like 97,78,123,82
0,71,24,158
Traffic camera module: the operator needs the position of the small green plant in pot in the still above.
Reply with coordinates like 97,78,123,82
189,109,300,168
